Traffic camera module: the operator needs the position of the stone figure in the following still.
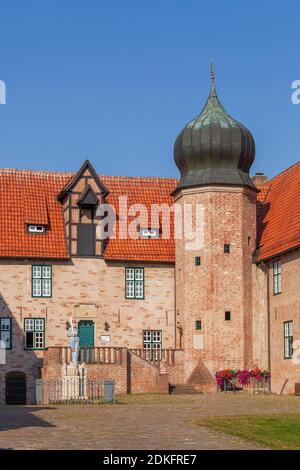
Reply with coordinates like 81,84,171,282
67,318,80,363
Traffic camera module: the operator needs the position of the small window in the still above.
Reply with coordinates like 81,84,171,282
28,225,46,233
225,311,231,321
0,317,12,350
24,318,45,350
195,256,201,266
143,330,162,360
195,320,201,330
284,321,293,359
32,265,52,298
273,260,282,294
224,244,231,254
77,223,96,256
125,268,144,299
140,228,159,239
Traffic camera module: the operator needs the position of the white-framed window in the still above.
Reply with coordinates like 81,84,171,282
125,267,144,299
273,260,282,294
0,317,12,350
32,265,52,297
143,330,162,360
24,318,45,350
284,321,293,359
28,225,46,233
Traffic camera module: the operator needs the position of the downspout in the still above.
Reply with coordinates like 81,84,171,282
174,262,177,349
266,262,271,376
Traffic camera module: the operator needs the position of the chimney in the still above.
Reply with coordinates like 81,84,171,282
251,172,268,186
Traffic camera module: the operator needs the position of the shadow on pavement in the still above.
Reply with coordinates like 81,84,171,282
0,406,56,432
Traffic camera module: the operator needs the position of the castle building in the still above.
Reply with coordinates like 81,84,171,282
0,73,299,403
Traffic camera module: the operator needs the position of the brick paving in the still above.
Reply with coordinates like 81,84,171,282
1,394,300,450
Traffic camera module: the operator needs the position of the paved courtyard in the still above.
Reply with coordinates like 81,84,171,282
1,394,300,450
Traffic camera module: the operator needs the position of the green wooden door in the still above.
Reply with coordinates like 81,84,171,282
78,320,94,362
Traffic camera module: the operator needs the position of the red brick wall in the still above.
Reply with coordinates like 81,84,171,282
168,349,185,384
0,327,43,405
86,349,128,394
129,352,164,393
174,186,257,388
268,250,300,394
41,348,170,396
0,255,174,404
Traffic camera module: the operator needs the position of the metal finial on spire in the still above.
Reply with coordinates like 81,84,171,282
210,59,215,82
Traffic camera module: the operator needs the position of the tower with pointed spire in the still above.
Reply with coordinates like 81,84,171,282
173,67,257,390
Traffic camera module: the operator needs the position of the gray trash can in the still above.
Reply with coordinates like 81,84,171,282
104,380,115,403
35,379,42,404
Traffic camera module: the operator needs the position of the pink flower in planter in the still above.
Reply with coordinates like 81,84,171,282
216,367,270,386
236,369,251,385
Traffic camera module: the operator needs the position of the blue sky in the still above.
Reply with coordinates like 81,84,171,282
0,1,299,179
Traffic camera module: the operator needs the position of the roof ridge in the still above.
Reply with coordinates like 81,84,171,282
101,175,178,181
0,168,73,177
0,167,178,181
266,161,300,184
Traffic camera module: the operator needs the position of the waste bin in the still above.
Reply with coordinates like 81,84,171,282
35,379,42,404
104,380,115,403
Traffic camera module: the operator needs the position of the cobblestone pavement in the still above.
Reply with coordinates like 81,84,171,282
1,394,300,450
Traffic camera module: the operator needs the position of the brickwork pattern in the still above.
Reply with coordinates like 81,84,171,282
0,258,174,403
174,186,257,387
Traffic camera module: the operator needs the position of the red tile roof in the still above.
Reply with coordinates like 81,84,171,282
0,169,177,262
256,162,300,261
102,176,177,262
1,162,300,263
0,169,70,259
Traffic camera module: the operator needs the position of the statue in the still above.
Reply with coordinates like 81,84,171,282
66,317,80,363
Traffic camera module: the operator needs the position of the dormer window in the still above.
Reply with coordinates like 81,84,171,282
28,225,46,234
57,161,109,258
139,228,160,239
76,185,99,256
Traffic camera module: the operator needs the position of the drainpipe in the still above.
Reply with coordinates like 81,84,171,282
174,264,177,350
266,262,271,376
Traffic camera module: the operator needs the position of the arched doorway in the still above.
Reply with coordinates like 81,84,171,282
5,372,27,405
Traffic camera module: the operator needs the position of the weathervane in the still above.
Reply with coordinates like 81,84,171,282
210,59,215,82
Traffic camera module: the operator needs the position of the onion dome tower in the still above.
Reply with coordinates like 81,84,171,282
173,65,257,391
174,64,255,191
